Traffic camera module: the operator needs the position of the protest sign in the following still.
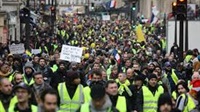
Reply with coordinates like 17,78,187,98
60,45,83,63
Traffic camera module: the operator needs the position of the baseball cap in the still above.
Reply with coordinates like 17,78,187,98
14,82,31,93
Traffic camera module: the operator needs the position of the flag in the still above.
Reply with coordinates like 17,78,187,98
102,0,116,9
135,24,145,42
112,49,120,64
150,6,159,24
110,0,116,8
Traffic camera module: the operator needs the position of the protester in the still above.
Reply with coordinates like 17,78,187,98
0,14,200,112
38,88,59,112
9,82,37,112
0,78,17,112
77,84,119,112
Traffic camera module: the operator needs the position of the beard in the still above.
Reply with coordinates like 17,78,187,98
160,108,171,112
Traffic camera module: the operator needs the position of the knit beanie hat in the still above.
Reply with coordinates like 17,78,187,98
148,74,157,80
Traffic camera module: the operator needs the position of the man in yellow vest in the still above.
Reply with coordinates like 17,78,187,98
135,74,164,112
163,61,180,93
83,70,106,103
9,82,37,112
0,78,17,112
23,62,35,85
106,80,130,112
58,71,84,112
77,84,119,112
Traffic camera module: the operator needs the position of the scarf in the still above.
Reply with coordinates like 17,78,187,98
116,79,132,96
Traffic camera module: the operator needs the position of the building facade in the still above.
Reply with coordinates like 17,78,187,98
139,0,200,19
0,0,21,43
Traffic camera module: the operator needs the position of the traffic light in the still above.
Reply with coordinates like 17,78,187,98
50,6,56,20
132,2,136,11
19,8,30,23
91,3,94,10
172,0,187,20
172,2,177,16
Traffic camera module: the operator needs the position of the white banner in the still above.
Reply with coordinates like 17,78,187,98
9,44,25,54
31,49,40,54
60,45,83,63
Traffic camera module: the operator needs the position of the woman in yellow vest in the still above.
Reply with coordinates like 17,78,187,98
175,81,196,112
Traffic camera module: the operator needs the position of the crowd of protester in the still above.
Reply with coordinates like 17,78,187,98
0,15,200,112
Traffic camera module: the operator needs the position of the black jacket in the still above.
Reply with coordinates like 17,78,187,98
50,69,67,89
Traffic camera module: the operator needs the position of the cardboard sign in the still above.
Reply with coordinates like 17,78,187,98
31,49,40,54
9,44,25,54
60,45,83,63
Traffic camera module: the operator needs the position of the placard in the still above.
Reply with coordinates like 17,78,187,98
9,44,25,54
31,49,40,54
60,45,83,63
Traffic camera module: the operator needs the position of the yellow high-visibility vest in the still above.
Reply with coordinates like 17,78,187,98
164,69,179,85
8,104,37,112
0,96,18,112
23,74,34,85
116,96,127,112
178,94,196,112
58,83,84,112
142,85,164,112
83,86,91,103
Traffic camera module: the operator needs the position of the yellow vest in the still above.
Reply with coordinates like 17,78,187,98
161,39,166,50
23,74,35,85
116,96,127,112
51,64,58,73
8,104,37,112
39,46,48,53
80,103,112,112
25,50,32,57
185,55,193,63
164,69,179,85
142,85,164,112
58,83,84,112
172,91,177,100
179,94,196,112
0,96,18,112
83,86,91,103
8,72,15,82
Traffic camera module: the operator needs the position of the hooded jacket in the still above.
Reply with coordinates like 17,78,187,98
76,94,119,112
23,62,36,84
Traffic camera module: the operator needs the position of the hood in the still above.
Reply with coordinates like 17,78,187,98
89,94,112,112
23,62,36,74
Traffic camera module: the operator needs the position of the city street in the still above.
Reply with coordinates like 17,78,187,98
0,0,200,112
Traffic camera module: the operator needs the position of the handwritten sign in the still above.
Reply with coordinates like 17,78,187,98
31,49,40,54
9,44,25,54
60,45,83,63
